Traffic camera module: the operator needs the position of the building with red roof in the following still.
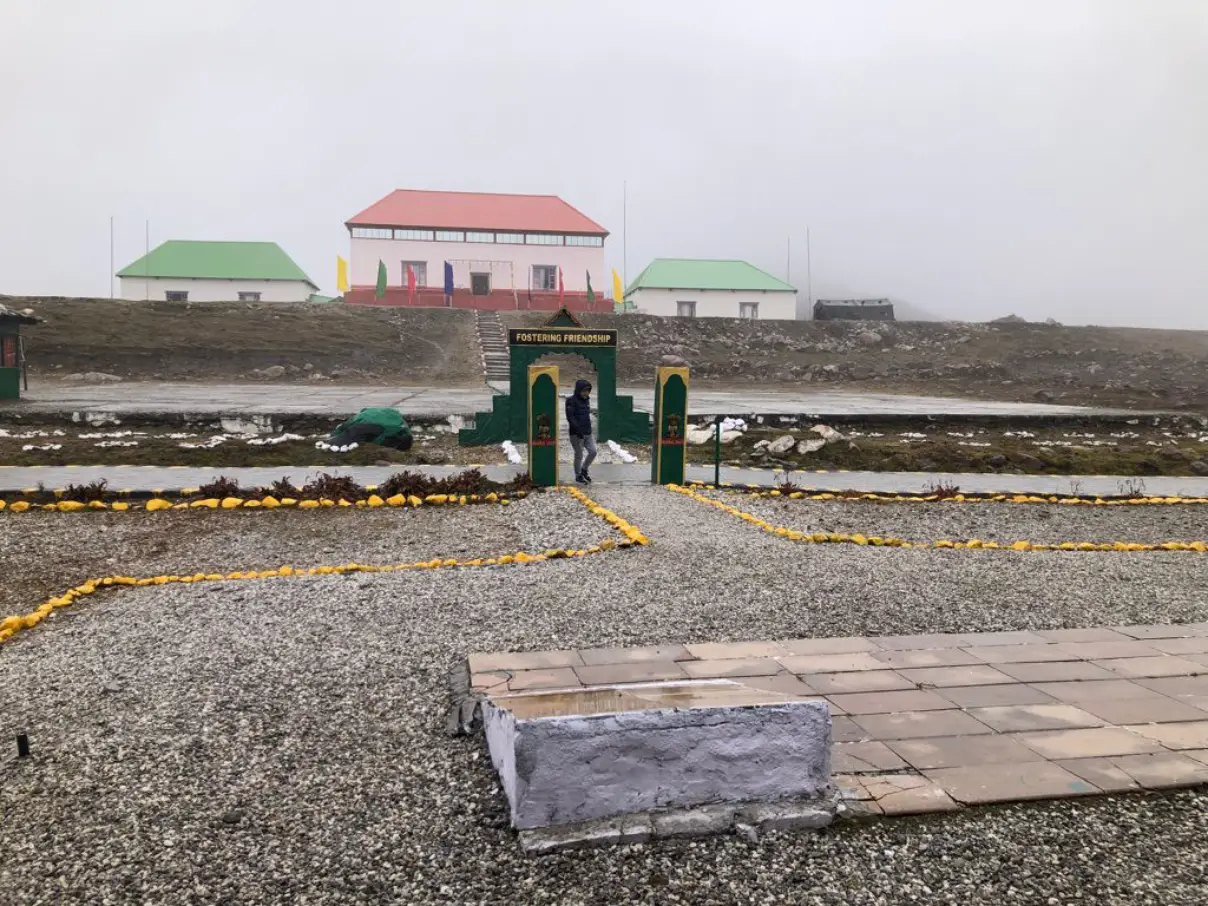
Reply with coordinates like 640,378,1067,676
344,189,611,311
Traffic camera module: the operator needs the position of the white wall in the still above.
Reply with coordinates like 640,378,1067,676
627,288,798,321
349,236,606,292
118,277,315,302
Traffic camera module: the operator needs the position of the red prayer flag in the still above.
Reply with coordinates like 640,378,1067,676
407,264,417,303
558,266,564,304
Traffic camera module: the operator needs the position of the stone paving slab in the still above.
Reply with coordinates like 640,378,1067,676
469,621,1208,817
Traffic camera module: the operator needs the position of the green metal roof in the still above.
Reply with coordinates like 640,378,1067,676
117,241,316,288
625,259,795,294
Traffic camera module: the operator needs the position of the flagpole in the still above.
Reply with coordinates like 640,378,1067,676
622,180,628,290
109,216,115,299
805,227,813,312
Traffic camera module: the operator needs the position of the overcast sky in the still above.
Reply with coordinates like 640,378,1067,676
3,0,1206,326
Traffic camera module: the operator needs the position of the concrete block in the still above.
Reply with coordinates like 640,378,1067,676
519,816,652,855
484,698,831,829
738,800,836,832
650,804,736,838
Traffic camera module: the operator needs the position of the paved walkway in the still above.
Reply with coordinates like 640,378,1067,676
3,462,1207,497
470,624,1208,816
7,381,1142,418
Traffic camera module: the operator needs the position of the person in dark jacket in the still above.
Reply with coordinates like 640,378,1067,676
565,379,596,483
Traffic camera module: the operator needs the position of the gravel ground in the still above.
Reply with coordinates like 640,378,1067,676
2,485,1208,905
0,492,609,616
702,490,1208,546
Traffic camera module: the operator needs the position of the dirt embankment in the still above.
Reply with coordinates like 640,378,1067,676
503,312,1208,412
12,298,1208,411
7,297,482,386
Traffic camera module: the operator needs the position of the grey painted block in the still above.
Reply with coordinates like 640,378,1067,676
484,699,831,830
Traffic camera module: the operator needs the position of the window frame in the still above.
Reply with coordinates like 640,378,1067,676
565,235,604,247
237,291,262,302
393,228,434,241
531,265,557,291
401,261,428,286
524,233,564,246
351,226,393,239
465,231,495,243
1,334,18,368
739,302,759,320
495,232,525,244
676,300,697,318
470,272,492,296
165,290,189,302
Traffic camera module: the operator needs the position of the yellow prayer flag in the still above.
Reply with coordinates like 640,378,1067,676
612,268,623,305
337,256,349,293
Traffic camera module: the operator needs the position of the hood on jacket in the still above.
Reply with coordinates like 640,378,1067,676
574,379,593,395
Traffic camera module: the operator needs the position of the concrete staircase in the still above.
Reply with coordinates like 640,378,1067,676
476,310,510,382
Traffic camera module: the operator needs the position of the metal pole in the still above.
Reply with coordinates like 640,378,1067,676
622,180,628,290
714,419,721,487
109,216,115,298
805,227,813,312
144,220,150,301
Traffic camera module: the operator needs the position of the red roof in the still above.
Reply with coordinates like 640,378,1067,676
346,189,608,236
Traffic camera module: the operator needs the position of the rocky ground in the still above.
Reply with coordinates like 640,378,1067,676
0,497,589,616
505,312,1208,411
0,422,488,468
3,486,1208,904
9,296,1208,414
688,419,1208,478
8,416,1208,477
700,489,1208,546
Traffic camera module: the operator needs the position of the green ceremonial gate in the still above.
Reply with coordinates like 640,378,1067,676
651,366,689,486
526,365,560,487
458,308,650,446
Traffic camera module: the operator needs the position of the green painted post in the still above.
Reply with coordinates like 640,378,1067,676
527,365,559,487
651,366,689,485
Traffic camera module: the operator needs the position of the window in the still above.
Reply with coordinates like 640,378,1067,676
1,335,17,368
495,232,525,244
532,265,557,291
394,228,434,241
166,291,188,302
676,300,697,318
525,233,563,246
471,273,491,295
434,230,464,242
238,291,261,302
466,231,494,243
351,227,393,239
739,302,759,320
565,235,604,247
401,261,428,286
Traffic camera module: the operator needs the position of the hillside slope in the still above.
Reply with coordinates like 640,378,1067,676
501,312,1208,411
8,297,482,385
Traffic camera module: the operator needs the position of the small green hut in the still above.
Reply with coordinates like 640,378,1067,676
0,304,40,400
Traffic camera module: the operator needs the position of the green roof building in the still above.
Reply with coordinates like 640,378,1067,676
624,258,797,320
117,240,318,303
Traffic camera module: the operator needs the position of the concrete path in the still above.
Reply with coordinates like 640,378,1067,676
471,623,1208,817
6,381,1145,419
3,462,1207,497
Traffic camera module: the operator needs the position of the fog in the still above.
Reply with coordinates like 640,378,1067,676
2,0,1206,327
